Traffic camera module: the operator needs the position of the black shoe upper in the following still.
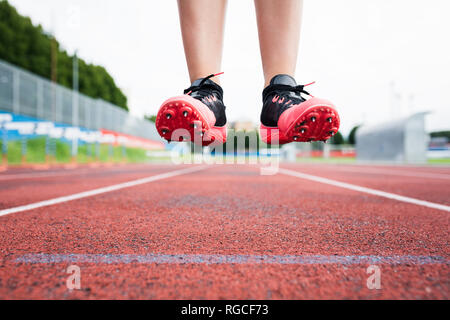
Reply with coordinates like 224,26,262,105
183,75,227,127
260,74,311,127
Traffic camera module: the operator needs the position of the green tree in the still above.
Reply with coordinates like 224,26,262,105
430,131,450,140
0,0,128,111
348,125,360,145
145,115,157,123
330,131,344,145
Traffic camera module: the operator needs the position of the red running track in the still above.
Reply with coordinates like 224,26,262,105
0,163,448,299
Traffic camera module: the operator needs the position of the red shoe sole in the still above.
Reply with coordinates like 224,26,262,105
155,95,227,146
260,97,340,145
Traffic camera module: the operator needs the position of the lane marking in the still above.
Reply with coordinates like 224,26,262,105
279,168,450,212
0,164,156,181
0,169,92,181
0,166,206,217
329,166,450,180
14,253,449,265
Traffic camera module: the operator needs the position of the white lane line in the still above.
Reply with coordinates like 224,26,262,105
0,166,206,217
279,168,450,212
15,253,449,265
0,170,90,181
0,164,155,181
330,166,450,180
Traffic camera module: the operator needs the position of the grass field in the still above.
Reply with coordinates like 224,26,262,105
0,137,149,164
428,158,450,165
2,138,449,166
296,157,357,164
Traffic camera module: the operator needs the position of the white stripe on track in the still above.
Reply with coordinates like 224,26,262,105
0,169,90,181
279,168,450,212
0,164,152,181
15,253,449,265
0,166,206,217
330,166,450,180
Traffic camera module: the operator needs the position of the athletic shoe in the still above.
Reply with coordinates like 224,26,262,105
260,74,340,145
155,73,227,146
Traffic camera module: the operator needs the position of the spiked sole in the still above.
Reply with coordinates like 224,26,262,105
260,97,340,145
156,95,227,146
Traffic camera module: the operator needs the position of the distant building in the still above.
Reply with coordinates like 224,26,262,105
231,121,256,132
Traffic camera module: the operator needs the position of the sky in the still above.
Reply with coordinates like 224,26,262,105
8,0,450,136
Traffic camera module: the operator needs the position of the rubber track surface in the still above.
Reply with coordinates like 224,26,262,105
0,163,448,299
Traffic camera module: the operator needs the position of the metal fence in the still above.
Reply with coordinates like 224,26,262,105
0,59,159,141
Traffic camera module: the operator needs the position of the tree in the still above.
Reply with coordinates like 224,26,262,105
430,131,450,140
145,115,157,123
348,125,360,145
0,0,128,111
329,131,344,145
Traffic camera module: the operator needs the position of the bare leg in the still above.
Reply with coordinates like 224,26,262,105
178,0,227,84
254,0,303,86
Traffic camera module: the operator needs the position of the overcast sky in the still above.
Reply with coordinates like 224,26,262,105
8,0,450,135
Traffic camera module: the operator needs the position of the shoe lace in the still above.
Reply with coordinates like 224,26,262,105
184,72,224,96
263,81,316,104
